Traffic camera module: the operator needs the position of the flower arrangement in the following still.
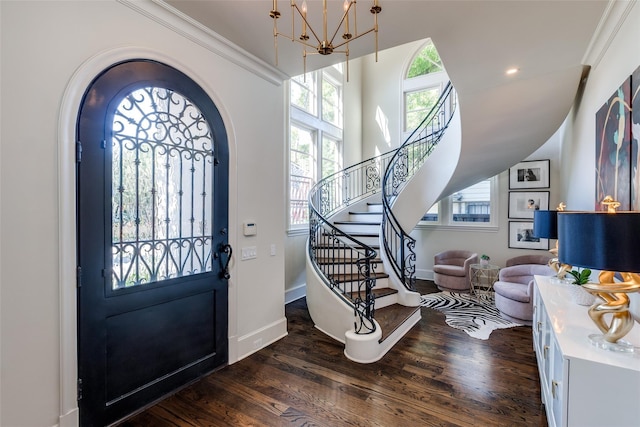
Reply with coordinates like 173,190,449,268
480,254,490,266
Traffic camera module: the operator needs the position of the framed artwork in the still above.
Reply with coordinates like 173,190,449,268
632,65,639,210
509,159,550,189
595,75,631,210
508,191,550,219
508,221,549,250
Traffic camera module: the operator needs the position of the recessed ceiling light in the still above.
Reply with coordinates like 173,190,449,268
506,68,520,75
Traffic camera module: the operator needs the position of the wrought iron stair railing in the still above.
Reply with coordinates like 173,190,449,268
309,153,395,334
381,82,457,290
308,82,456,335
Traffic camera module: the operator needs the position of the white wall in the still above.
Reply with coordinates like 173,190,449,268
361,40,424,159
560,2,640,324
0,1,287,426
560,2,640,209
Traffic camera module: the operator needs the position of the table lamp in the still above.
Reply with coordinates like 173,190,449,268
533,208,570,279
558,209,640,352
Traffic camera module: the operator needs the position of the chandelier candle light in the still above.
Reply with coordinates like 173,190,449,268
270,0,382,80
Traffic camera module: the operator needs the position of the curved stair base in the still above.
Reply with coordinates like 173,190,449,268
345,307,420,363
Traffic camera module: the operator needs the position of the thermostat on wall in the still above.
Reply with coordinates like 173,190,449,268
243,222,257,236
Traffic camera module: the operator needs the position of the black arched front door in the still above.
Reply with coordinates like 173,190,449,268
77,60,229,426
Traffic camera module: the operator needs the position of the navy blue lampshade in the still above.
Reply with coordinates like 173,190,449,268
558,211,640,272
533,210,558,239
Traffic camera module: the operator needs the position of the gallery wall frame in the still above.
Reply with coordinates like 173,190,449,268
509,159,550,189
508,221,549,250
595,75,632,210
631,65,639,210
508,191,550,219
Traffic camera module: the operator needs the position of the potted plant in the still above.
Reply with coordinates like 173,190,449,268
565,268,595,305
480,254,490,267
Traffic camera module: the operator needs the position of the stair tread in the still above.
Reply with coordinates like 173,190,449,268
375,304,421,343
334,221,381,225
346,287,398,301
336,231,379,237
316,257,382,264
348,211,381,215
333,271,389,282
315,243,380,250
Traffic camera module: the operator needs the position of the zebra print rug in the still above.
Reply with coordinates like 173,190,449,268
420,291,522,340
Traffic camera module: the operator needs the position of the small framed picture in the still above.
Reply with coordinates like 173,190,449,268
509,159,550,189
508,191,550,219
508,221,549,250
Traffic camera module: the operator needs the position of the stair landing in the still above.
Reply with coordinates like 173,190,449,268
375,304,421,343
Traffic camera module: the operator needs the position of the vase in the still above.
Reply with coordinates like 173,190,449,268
567,285,596,306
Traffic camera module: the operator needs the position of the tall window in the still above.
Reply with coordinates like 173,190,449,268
289,66,344,229
405,40,498,227
403,40,446,136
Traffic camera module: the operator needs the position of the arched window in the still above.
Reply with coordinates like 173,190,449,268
406,41,444,78
403,39,448,134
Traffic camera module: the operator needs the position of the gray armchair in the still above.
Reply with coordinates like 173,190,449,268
433,250,478,292
494,263,554,325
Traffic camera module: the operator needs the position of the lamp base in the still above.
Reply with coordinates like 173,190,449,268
588,333,637,353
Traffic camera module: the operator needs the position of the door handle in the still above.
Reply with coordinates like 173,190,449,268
219,244,232,280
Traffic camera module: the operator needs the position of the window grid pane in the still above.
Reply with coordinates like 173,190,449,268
291,73,317,115
290,125,316,225
405,87,440,131
322,76,342,128
321,136,342,179
407,41,444,79
452,180,491,223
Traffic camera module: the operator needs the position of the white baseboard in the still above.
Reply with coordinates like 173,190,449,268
285,283,306,304
236,317,288,361
416,269,434,281
57,408,79,427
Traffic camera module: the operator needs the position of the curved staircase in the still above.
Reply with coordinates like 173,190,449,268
306,84,457,363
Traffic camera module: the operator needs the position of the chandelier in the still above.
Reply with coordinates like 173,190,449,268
269,0,382,79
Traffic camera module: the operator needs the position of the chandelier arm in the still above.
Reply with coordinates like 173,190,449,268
329,5,352,45
274,32,318,51
332,26,376,50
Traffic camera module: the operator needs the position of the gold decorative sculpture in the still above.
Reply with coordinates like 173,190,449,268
583,272,640,350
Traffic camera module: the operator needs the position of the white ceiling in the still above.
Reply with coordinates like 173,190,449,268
160,0,611,189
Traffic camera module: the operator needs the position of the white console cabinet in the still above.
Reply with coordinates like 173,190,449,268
533,276,640,427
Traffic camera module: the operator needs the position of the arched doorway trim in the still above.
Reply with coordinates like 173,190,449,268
57,46,238,426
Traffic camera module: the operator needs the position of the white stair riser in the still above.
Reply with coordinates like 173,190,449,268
348,213,382,222
350,236,380,246
335,223,380,234
374,293,399,309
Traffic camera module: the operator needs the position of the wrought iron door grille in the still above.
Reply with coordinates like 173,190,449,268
111,87,214,289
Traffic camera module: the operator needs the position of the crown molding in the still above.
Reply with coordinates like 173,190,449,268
117,0,288,86
581,0,637,69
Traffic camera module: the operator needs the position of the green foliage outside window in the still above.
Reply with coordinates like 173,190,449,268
407,42,443,78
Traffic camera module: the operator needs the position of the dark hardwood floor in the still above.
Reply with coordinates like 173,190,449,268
119,280,548,426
